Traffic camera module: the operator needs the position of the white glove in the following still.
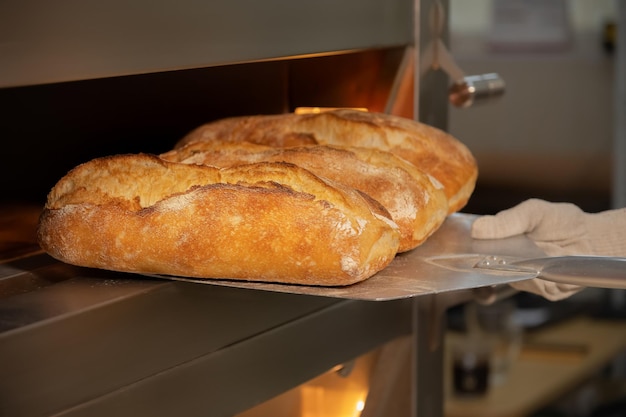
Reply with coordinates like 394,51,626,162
471,199,626,301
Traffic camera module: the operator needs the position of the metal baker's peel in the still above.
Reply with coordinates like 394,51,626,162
474,255,626,290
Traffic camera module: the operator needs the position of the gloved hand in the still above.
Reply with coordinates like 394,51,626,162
471,199,626,301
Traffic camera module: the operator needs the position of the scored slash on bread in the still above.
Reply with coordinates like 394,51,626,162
176,109,478,214
161,141,449,252
37,154,400,286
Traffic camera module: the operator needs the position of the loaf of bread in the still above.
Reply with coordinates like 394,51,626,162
161,141,448,252
37,154,400,286
176,110,477,213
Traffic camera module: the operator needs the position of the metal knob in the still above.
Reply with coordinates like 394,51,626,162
449,73,505,108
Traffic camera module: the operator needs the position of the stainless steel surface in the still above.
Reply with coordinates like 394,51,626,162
475,255,626,289
414,295,444,417
416,0,451,127
615,1,626,208
0,255,412,416
149,214,544,301
0,0,412,88
449,73,506,108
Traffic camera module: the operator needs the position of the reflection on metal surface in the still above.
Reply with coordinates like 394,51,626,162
424,254,533,276
237,350,375,417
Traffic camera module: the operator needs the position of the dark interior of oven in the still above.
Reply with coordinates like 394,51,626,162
0,48,406,204
0,47,409,263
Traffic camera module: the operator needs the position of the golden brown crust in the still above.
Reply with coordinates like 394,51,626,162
37,154,400,286
162,141,448,252
176,110,477,213
181,114,315,148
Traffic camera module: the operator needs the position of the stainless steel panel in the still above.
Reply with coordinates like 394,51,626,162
56,296,412,417
0,0,413,88
0,257,411,416
615,1,626,208
416,0,450,128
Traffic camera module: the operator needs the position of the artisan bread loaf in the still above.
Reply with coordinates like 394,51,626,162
161,141,448,252
177,110,477,213
37,154,400,286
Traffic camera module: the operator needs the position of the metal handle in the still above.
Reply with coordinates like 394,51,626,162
475,255,626,290
449,73,506,108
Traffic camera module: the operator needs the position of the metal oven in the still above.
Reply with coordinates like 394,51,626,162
0,1,556,416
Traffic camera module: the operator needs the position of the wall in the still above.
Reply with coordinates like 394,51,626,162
448,0,618,213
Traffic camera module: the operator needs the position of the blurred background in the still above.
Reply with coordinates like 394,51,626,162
449,0,620,215
446,3,626,417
